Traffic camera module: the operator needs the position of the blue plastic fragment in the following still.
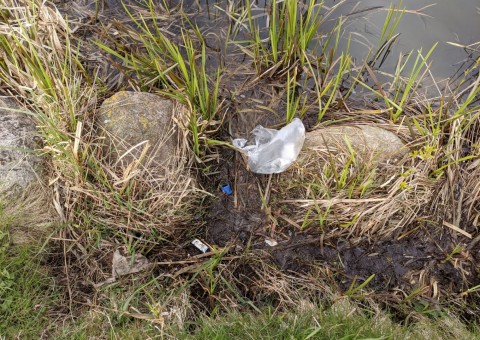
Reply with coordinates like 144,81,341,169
220,184,233,196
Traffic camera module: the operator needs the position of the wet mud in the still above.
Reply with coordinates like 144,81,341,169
205,156,480,298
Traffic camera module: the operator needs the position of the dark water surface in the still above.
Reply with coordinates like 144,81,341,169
190,0,480,81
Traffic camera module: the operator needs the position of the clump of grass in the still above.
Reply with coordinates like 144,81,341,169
274,95,478,241
270,122,427,238
232,0,358,122
0,185,55,244
243,0,325,75
270,41,480,241
0,2,207,328
356,44,438,121
267,0,480,239
0,0,203,238
94,0,223,157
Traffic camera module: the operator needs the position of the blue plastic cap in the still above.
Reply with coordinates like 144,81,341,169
220,184,233,196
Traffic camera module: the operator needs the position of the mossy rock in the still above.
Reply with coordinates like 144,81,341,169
98,91,185,169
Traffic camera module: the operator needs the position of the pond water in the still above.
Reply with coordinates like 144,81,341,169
321,0,480,80
190,0,480,82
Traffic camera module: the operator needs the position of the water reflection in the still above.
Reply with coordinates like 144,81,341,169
322,0,480,79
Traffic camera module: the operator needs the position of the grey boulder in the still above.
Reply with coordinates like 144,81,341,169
0,97,42,196
303,125,408,163
98,91,181,168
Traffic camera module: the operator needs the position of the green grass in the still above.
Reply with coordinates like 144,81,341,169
190,305,480,340
94,0,223,157
243,0,325,74
187,303,402,339
51,299,480,339
0,0,203,245
0,237,57,337
0,203,55,338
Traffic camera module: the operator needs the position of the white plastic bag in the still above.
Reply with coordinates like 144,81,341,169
233,118,306,174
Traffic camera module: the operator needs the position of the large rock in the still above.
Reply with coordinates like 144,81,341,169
98,91,181,167
0,97,42,196
96,91,202,237
0,97,54,244
303,125,408,163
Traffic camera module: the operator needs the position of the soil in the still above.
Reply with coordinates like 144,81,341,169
48,0,480,322
203,142,480,297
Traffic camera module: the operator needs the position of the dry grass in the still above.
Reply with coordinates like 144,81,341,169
270,77,480,241
1,0,480,336
0,0,204,235
1,184,56,244
273,124,436,239
0,0,206,324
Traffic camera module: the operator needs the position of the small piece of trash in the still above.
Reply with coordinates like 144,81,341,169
192,238,209,253
232,118,305,174
94,248,150,288
112,249,150,277
265,239,278,247
220,184,233,196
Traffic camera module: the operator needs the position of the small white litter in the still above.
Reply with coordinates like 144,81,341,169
192,239,209,253
233,118,305,174
265,239,278,247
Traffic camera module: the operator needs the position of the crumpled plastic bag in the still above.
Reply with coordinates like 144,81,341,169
233,118,306,174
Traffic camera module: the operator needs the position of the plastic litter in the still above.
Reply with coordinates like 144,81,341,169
265,239,278,247
220,184,233,196
232,118,305,174
192,239,209,253
112,248,150,277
